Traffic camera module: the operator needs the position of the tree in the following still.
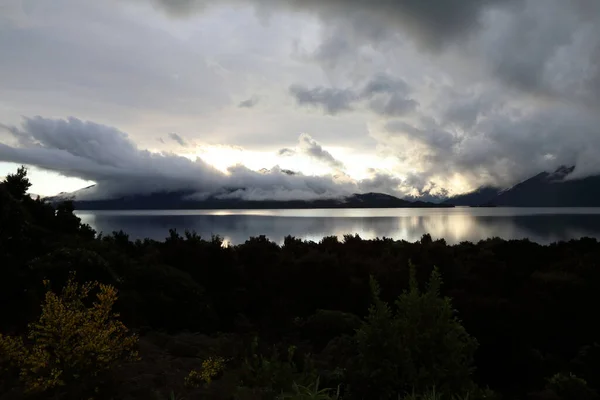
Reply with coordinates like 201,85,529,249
354,264,478,399
3,165,31,200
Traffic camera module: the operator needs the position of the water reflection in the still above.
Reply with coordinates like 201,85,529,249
76,208,600,245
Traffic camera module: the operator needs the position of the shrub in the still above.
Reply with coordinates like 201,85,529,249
184,356,226,387
236,337,317,400
354,264,478,399
546,372,597,400
300,309,362,350
0,274,139,394
0,333,24,392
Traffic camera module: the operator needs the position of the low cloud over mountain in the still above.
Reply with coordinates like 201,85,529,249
0,117,356,201
0,117,460,202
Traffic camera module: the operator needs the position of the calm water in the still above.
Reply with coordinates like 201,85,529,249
75,208,600,245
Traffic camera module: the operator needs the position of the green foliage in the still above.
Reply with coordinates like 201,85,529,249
354,264,478,399
0,274,138,395
546,372,598,400
236,337,317,400
278,377,340,400
184,356,226,387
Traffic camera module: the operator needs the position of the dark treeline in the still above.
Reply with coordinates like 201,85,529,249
2,167,600,400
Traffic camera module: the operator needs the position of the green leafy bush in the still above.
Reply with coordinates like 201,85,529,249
354,264,478,398
0,274,138,395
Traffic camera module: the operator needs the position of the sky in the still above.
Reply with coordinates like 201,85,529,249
0,0,599,201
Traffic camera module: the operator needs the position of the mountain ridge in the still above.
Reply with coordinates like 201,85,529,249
445,166,600,207
48,189,452,210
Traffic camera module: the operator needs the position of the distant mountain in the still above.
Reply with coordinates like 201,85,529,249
48,189,453,210
492,166,600,206
445,166,600,207
442,186,502,206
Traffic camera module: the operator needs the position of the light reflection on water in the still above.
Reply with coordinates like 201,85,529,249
76,207,600,245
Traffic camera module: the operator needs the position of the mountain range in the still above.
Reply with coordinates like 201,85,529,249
49,189,450,210
444,166,600,207
48,165,600,209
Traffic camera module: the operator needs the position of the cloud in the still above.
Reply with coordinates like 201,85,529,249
278,148,296,156
360,73,412,96
0,116,360,201
238,96,260,108
368,87,600,193
290,74,418,117
168,132,189,147
277,133,345,170
356,168,448,202
475,0,600,104
358,170,404,196
368,95,419,117
147,0,519,50
298,133,345,170
5,0,600,199
157,137,166,144
384,118,458,151
148,0,599,107
289,85,357,115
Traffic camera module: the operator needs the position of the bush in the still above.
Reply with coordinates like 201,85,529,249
236,337,317,400
300,309,362,350
0,274,139,395
354,264,478,399
184,356,226,387
546,372,598,400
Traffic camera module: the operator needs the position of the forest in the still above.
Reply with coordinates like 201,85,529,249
2,166,600,400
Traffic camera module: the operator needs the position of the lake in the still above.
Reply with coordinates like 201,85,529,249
74,207,600,245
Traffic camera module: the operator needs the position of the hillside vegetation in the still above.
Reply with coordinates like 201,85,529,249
2,167,600,400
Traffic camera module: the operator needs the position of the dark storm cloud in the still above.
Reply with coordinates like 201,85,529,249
168,132,189,147
374,95,600,192
238,96,260,108
456,105,600,182
0,117,358,201
148,0,599,106
148,0,519,50
438,88,499,130
385,118,458,151
472,0,600,104
290,74,418,117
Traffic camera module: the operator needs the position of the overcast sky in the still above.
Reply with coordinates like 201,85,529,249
1,0,599,200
